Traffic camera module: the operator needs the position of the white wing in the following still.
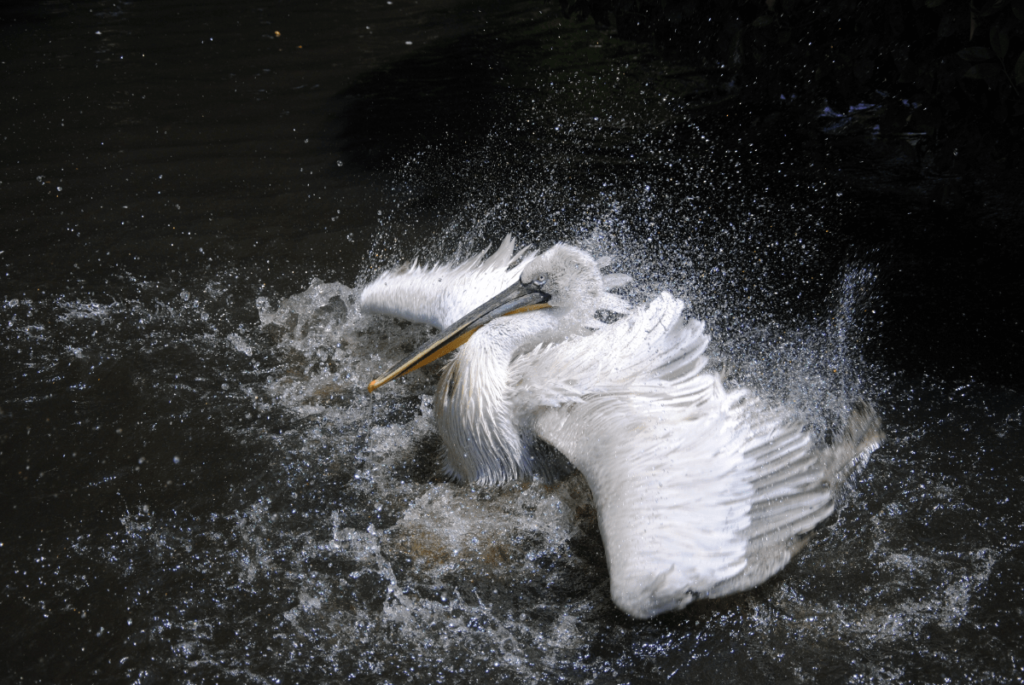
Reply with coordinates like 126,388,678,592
359,235,536,330
514,293,881,618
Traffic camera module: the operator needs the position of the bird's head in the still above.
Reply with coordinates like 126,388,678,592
518,244,603,313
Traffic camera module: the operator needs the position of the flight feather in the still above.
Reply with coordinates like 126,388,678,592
360,235,537,330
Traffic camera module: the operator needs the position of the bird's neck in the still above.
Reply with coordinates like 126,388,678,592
434,310,573,484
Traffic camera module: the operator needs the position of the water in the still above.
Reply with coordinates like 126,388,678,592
2,1,1023,683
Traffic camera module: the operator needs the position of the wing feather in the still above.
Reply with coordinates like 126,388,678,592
359,235,536,330
516,293,880,618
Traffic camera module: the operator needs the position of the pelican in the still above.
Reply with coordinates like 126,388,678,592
360,236,881,619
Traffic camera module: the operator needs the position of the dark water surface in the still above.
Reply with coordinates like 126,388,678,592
2,1,1023,683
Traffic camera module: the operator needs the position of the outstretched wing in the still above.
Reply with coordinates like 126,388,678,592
515,293,881,618
359,235,536,330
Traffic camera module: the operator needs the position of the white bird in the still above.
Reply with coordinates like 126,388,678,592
360,236,881,619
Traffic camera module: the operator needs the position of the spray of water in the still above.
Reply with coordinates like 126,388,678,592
230,76,896,680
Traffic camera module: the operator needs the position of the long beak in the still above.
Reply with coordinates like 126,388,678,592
368,280,550,392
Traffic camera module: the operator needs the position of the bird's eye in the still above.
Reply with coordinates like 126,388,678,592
533,276,547,287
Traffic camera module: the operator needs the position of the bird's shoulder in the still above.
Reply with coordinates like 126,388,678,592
510,291,712,408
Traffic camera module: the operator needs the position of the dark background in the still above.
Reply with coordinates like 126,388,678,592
2,1,1023,683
